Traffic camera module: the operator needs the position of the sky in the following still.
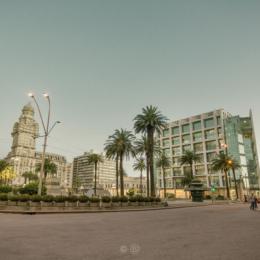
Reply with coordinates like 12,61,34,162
0,0,260,176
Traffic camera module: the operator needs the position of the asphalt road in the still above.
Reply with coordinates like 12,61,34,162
0,204,259,260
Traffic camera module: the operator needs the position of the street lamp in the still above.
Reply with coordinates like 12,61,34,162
28,92,60,195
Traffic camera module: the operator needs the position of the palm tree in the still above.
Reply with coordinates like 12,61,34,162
86,152,104,196
35,158,57,180
22,171,38,184
211,153,236,199
227,159,241,200
156,153,171,198
133,157,146,195
106,129,135,196
180,150,201,184
104,141,120,196
134,105,168,197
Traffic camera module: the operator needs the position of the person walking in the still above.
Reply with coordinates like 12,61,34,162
250,194,255,210
254,195,258,210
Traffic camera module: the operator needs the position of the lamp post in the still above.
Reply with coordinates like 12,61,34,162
28,92,60,195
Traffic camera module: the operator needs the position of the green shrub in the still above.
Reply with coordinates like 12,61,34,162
78,196,89,203
205,195,212,200
144,197,152,202
0,185,12,193
54,196,66,203
155,197,161,202
41,195,54,202
216,195,225,200
167,193,175,199
19,182,46,195
111,196,120,203
30,195,42,202
8,195,19,202
119,196,128,203
129,196,137,202
89,197,100,203
0,193,8,201
102,196,111,203
66,196,78,202
19,194,30,202
135,195,145,202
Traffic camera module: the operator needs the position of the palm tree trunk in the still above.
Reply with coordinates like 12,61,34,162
190,163,193,180
119,154,124,196
94,162,97,196
140,170,143,195
116,155,119,197
231,167,239,200
146,154,150,197
163,168,166,198
148,129,155,197
224,169,230,199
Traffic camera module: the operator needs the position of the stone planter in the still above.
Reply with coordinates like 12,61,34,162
138,202,145,206
78,202,89,207
29,201,41,207
145,202,152,206
120,202,129,207
129,202,138,207
0,201,8,206
7,201,17,206
112,202,120,207
17,201,29,207
54,202,65,207
102,202,111,208
90,202,99,208
41,201,53,207
65,202,77,207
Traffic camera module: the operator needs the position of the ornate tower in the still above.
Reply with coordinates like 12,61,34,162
6,103,39,185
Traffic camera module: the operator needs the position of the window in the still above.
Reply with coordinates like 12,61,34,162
207,152,216,162
204,118,214,128
182,124,190,133
162,139,170,147
173,157,180,166
172,127,179,135
217,128,222,138
163,148,170,156
195,165,205,175
194,143,203,153
183,166,191,175
172,147,181,156
217,116,221,126
182,145,191,152
193,121,201,131
182,134,190,144
206,141,216,151
163,129,169,137
173,167,182,176
195,153,204,164
205,129,216,139
193,132,202,142
172,136,180,146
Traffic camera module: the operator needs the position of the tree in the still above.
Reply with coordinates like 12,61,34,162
0,160,10,184
211,153,237,199
22,171,38,184
156,153,171,198
227,159,241,200
134,106,168,197
0,166,16,185
105,129,135,196
35,159,57,180
86,152,104,196
133,157,146,195
180,150,201,185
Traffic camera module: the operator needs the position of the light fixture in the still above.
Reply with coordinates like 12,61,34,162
28,92,34,98
43,93,49,98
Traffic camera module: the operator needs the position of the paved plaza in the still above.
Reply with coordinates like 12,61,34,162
0,204,259,260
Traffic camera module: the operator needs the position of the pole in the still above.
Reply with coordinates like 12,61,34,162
232,167,239,200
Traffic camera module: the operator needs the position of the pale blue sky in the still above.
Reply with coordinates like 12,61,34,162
0,0,260,175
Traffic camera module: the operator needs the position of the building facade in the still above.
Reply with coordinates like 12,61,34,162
72,151,116,192
157,109,260,195
6,103,39,185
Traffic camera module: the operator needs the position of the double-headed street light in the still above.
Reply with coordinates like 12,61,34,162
28,92,60,195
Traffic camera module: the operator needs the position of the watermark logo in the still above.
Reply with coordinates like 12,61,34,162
120,244,141,255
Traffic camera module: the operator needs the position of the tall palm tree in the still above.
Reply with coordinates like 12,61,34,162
106,129,135,196
22,171,38,184
86,152,104,196
134,105,168,197
134,136,161,196
180,150,201,183
133,157,146,196
211,153,236,199
104,141,120,196
156,153,171,198
35,158,57,180
227,159,241,200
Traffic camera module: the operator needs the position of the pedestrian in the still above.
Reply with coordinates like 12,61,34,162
254,196,258,210
250,194,255,210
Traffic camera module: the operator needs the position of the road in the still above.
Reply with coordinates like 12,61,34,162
0,204,259,260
